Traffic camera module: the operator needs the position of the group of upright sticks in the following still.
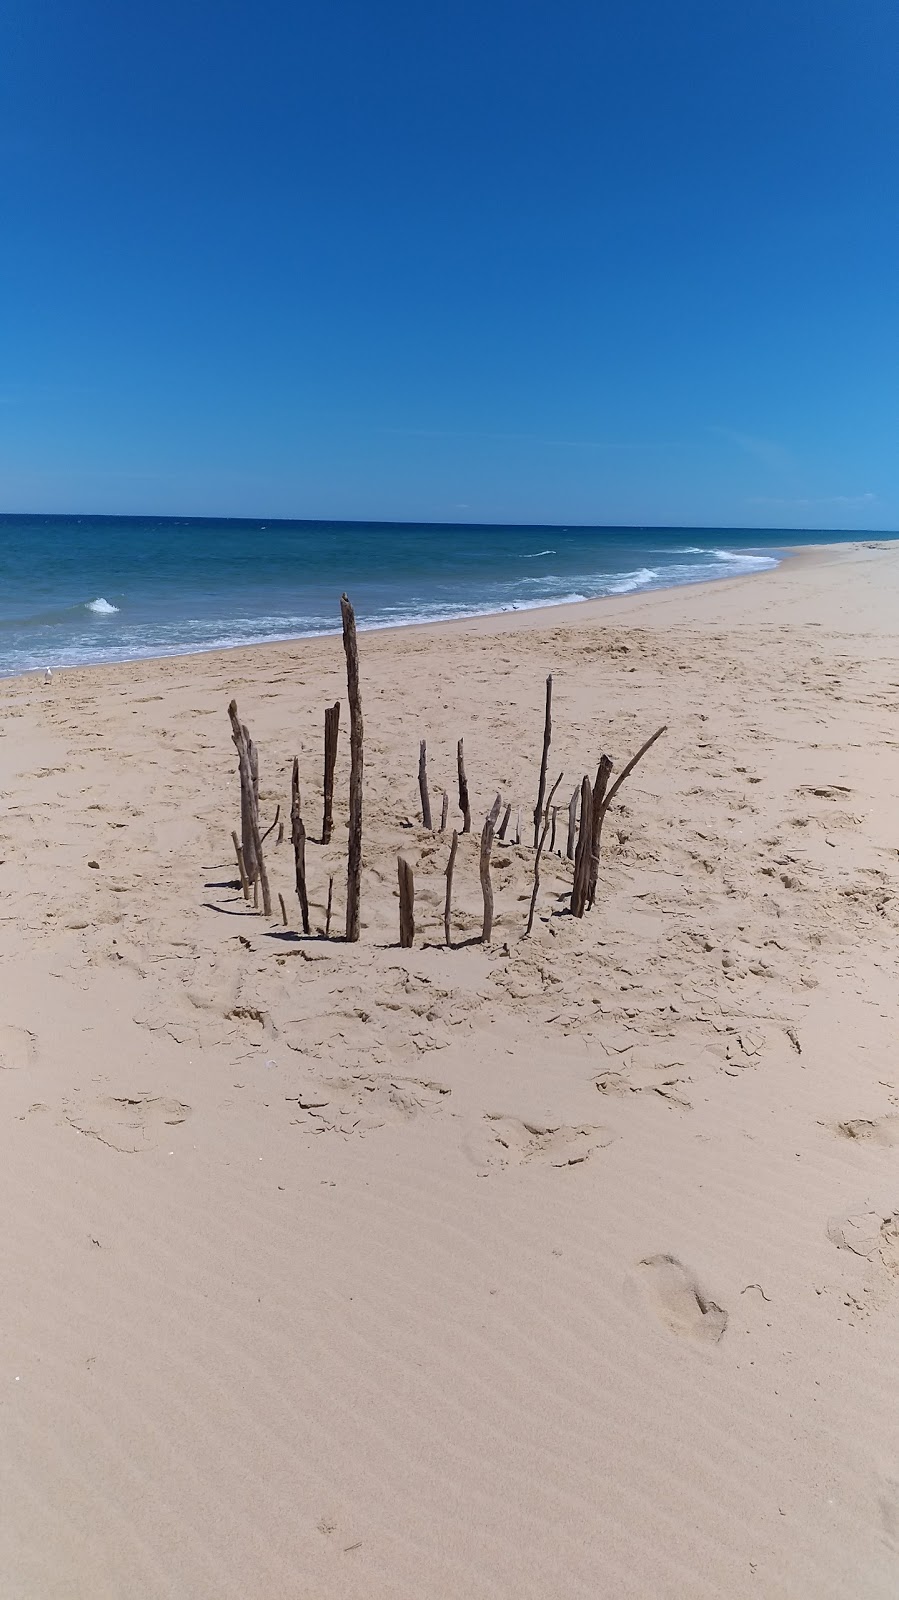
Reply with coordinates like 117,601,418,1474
227,595,666,950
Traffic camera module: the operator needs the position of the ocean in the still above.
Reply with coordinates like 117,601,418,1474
0,515,881,677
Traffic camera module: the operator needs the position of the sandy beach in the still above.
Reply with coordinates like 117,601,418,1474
3,538,899,1598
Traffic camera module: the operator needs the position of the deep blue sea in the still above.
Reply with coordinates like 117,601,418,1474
0,515,887,677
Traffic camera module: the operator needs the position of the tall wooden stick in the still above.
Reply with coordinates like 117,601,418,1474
291,757,311,935
418,740,432,829
480,793,503,943
439,789,449,832
247,729,259,875
566,786,578,860
398,856,415,948
231,830,250,900
444,829,459,948
586,754,614,911
340,595,364,942
322,700,340,845
525,772,563,936
325,875,334,938
457,738,471,833
533,673,553,848
228,700,258,884
570,776,594,917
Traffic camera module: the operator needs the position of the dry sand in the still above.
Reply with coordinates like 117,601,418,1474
2,539,899,1597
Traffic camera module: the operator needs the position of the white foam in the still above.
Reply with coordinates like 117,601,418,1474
520,549,556,558
712,550,777,567
86,597,119,614
607,567,658,594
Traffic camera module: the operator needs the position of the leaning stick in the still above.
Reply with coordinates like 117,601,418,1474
457,738,471,833
566,786,578,860
549,807,558,855
247,729,260,873
525,772,563,936
533,673,553,848
602,725,668,813
322,700,340,844
480,793,503,943
398,856,415,948
260,803,281,847
278,892,288,927
586,755,614,911
570,776,594,917
418,740,432,830
340,595,364,942
497,802,512,842
231,830,250,900
439,789,449,832
291,757,311,935
228,700,258,884
444,829,459,947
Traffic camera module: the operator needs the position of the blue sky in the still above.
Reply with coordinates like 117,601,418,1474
1,0,897,528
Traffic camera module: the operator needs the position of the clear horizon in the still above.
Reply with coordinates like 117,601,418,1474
2,2,898,530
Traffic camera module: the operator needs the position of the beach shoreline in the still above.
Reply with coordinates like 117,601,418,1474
2,537,899,1598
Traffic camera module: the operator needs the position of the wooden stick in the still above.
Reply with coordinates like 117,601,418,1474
497,802,512,842
250,809,272,918
533,673,553,848
566,786,578,860
439,789,449,832
587,755,614,911
570,776,594,917
291,756,311,935
514,807,521,846
549,806,558,855
457,738,471,833
398,856,415,947
325,875,334,938
228,700,258,884
525,772,563,936
340,595,364,942
253,877,259,909
322,700,340,845
260,803,281,846
602,725,668,812
231,830,250,900
278,892,288,927
247,730,259,873
480,793,503,943
418,740,432,829
277,820,285,845
444,829,459,947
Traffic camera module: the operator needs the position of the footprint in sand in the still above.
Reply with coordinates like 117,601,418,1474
0,1025,37,1071
63,1093,192,1153
835,1117,899,1147
467,1114,615,1173
287,1073,450,1137
828,1209,899,1275
636,1254,728,1343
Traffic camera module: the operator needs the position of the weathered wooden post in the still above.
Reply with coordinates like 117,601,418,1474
340,595,363,942
444,829,459,947
325,875,334,938
566,786,578,860
533,673,553,848
418,740,433,829
398,856,415,947
480,793,503,942
497,802,512,843
231,830,250,900
586,755,614,910
457,738,471,833
570,776,594,917
322,700,340,845
439,789,449,832
525,772,563,936
291,756,311,935
228,701,271,916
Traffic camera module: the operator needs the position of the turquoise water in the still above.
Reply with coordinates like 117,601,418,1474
0,515,885,677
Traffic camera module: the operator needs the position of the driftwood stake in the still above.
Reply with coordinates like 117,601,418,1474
231,830,250,900
525,772,563,937
570,776,594,917
326,875,334,938
291,757,311,935
587,755,614,910
533,673,553,848
322,700,340,844
439,789,449,832
398,856,415,948
549,807,558,855
341,595,364,942
418,740,432,829
444,829,459,947
567,786,578,860
498,802,512,842
278,892,288,927
457,739,471,833
480,793,503,943
228,700,258,884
